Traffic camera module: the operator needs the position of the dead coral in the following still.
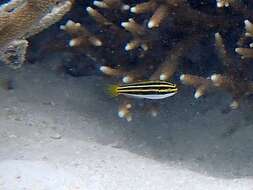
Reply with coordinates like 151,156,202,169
0,0,73,68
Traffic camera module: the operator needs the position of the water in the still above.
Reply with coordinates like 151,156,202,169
0,0,253,189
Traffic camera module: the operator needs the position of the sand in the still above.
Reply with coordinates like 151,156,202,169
0,55,253,189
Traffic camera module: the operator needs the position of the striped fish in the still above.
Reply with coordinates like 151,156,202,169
108,80,178,99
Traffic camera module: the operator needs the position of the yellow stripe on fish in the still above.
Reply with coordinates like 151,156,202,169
107,80,178,99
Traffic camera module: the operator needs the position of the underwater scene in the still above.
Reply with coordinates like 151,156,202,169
0,0,253,189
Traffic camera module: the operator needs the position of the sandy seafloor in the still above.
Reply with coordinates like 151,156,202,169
1,55,253,190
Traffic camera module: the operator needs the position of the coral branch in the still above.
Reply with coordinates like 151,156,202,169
130,1,157,14
216,0,231,8
180,74,213,99
244,20,253,37
99,66,125,77
118,99,133,122
148,4,169,28
60,20,102,47
235,48,253,59
93,0,129,11
0,0,73,68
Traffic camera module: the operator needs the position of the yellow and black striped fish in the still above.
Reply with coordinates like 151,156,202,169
108,80,178,99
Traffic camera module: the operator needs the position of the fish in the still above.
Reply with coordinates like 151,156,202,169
107,80,178,99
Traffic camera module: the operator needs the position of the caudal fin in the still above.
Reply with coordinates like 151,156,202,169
106,85,119,97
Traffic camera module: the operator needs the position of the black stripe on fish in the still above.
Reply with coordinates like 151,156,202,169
119,81,176,88
117,86,175,91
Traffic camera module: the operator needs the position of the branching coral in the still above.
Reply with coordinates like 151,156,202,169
61,0,253,121
181,24,253,109
236,20,253,58
0,0,73,68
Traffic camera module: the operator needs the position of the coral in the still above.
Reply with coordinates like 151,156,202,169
236,20,253,59
61,0,253,121
0,0,73,68
182,26,253,109
180,74,213,99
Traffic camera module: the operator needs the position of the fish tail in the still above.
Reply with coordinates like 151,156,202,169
106,84,119,97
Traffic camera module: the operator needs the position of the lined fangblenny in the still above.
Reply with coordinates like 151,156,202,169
108,80,178,99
